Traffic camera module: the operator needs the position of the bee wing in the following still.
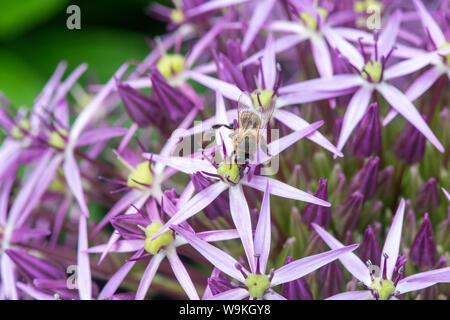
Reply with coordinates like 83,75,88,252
258,96,276,130
237,91,253,112
237,91,254,130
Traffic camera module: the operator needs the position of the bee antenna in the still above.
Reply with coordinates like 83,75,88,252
256,91,263,107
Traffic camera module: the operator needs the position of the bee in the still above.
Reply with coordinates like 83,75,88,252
214,91,275,166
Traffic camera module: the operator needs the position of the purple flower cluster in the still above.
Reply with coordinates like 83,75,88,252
0,0,449,300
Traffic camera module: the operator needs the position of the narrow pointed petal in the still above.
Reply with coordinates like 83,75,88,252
254,182,271,273
279,74,362,95
186,0,249,18
86,240,144,253
69,63,128,149
16,282,55,300
207,287,249,300
273,110,343,157
377,83,444,152
312,223,371,285
336,87,373,152
243,175,330,207
98,248,144,299
229,185,256,273
258,121,323,164
271,244,359,286
63,153,89,217
383,52,436,80
152,182,229,240
76,127,129,147
196,229,240,242
185,70,243,101
77,215,92,300
325,290,372,300
381,199,406,280
276,89,355,108
167,249,199,300
397,267,450,294
135,253,164,300
377,10,402,59
413,0,446,47
171,225,245,283
143,154,216,175
442,188,450,201
311,36,333,78
241,0,277,52
261,33,276,90
322,26,365,70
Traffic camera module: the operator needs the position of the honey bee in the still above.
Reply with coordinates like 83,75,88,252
214,91,275,166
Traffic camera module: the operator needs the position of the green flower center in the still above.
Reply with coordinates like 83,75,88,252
370,278,396,300
143,221,174,255
11,119,30,140
362,61,382,82
353,0,384,13
217,162,240,184
170,9,185,24
127,161,153,190
245,274,271,299
48,128,68,149
157,54,185,80
300,7,328,30
438,42,450,66
251,90,275,110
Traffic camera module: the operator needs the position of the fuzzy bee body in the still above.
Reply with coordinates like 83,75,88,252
230,92,275,166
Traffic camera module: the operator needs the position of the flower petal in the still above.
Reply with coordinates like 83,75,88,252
63,153,90,217
413,0,446,47
171,225,245,283
377,10,402,59
185,70,243,101
322,26,364,70
243,175,330,207
151,182,229,240
380,199,405,280
207,287,249,300
135,253,164,300
312,223,371,285
241,0,277,52
86,240,144,253
336,86,373,152
167,249,200,300
77,215,92,300
325,290,372,300
396,267,450,294
254,182,271,273
271,244,359,286
261,33,276,90
273,110,343,157
377,82,444,152
196,229,241,242
279,74,362,95
229,184,256,273
98,248,144,299
311,36,333,78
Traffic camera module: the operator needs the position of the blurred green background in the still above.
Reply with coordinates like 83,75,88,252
0,0,168,107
